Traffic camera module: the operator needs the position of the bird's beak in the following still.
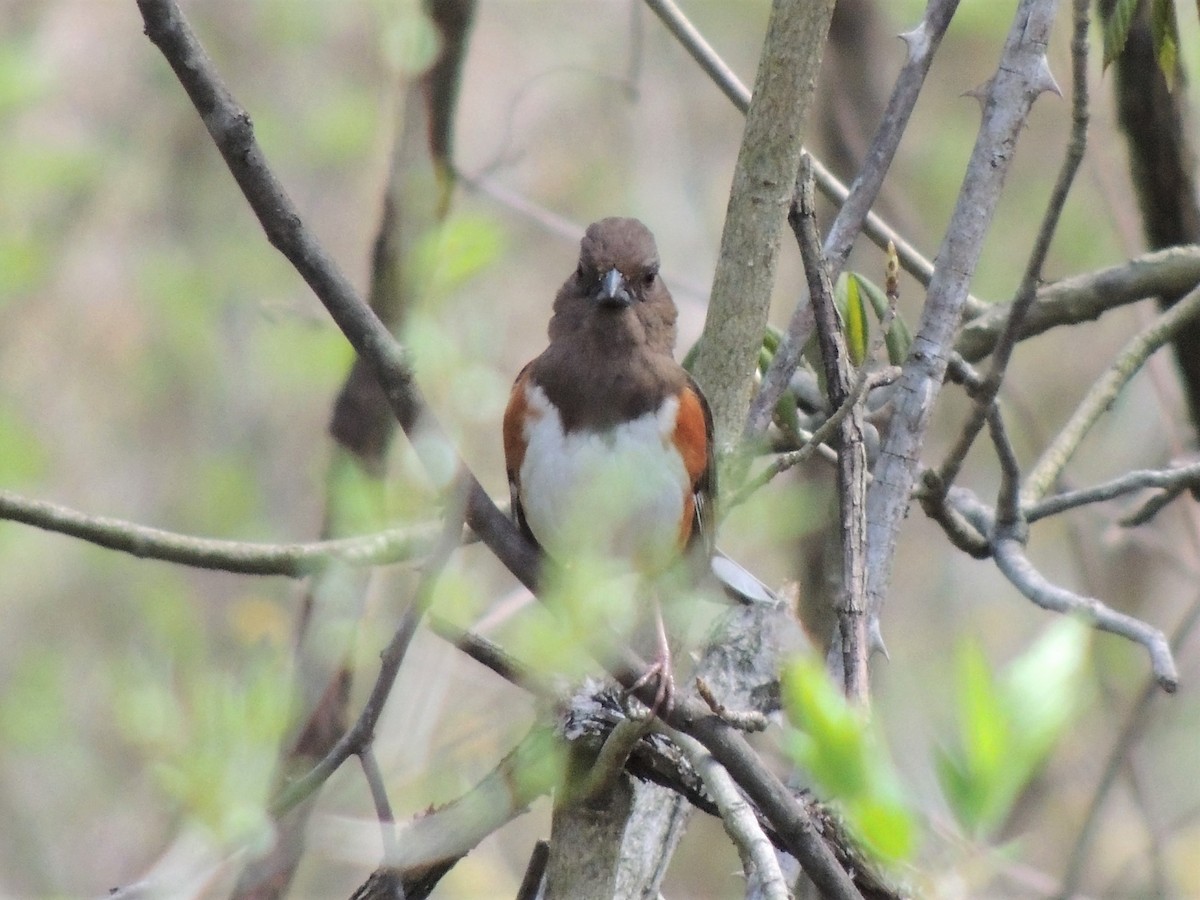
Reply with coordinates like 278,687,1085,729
596,267,632,308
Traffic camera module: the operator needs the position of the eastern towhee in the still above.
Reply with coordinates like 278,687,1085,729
502,217,718,713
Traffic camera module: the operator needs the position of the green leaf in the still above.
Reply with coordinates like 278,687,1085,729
842,271,869,366
1150,0,1180,90
851,273,912,364
1101,0,1140,70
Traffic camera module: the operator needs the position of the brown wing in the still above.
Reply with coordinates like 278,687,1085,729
671,375,716,556
501,363,540,548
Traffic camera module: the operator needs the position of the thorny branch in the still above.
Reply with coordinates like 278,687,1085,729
934,0,1091,495
864,0,1063,652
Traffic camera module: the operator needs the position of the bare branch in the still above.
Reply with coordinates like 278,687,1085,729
792,155,870,703
865,0,1064,650
936,0,1091,493
955,245,1200,361
134,0,540,596
1022,281,1200,505
667,728,790,900
822,0,961,276
0,488,453,577
1025,460,1200,523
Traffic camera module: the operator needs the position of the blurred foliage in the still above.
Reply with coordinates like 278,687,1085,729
783,656,918,865
936,617,1091,838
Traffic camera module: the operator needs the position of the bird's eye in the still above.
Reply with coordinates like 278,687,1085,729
643,271,657,287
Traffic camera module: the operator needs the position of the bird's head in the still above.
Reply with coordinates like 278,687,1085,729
549,217,678,354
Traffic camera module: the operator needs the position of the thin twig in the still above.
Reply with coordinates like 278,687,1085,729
360,747,399,861
272,485,468,817
1022,281,1200,505
729,367,894,510
1025,460,1200,523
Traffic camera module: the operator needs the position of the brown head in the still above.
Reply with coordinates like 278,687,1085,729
547,217,678,356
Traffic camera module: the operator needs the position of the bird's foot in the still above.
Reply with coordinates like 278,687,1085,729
627,654,675,718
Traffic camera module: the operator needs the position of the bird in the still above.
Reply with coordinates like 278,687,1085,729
502,217,714,714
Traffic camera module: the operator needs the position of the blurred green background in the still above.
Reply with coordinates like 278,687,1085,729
1,0,1199,896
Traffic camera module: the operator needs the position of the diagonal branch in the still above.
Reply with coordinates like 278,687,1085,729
864,0,1063,650
934,0,1091,494
134,0,540,595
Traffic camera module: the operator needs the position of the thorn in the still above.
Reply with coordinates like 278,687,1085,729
898,22,929,64
1033,54,1062,98
868,616,889,660
962,77,993,112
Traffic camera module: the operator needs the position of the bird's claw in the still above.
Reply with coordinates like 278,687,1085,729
628,655,675,718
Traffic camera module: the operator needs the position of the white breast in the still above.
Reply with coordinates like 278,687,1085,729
519,383,688,573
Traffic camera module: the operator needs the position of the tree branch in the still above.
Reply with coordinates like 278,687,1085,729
792,156,870,702
935,0,1090,494
666,728,789,900
1025,460,1200,523
955,245,1200,361
864,0,1063,650
0,488,454,576
1022,281,1200,505
688,0,836,445
134,0,540,595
